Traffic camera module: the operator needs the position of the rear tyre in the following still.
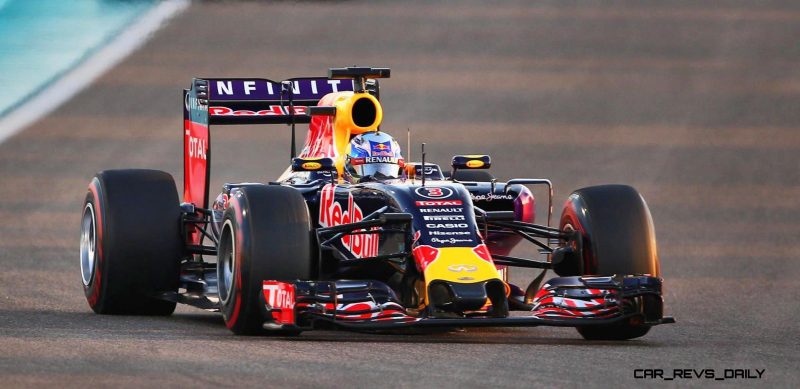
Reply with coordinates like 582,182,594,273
217,185,312,335
450,169,495,182
81,169,183,315
559,184,660,340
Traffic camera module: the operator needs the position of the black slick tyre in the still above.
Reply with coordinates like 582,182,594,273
80,169,183,315
559,184,660,340
217,185,312,335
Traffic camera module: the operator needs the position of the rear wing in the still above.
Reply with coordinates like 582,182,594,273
183,76,360,211
182,66,393,217
184,77,357,126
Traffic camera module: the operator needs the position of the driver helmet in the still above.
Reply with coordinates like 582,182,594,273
344,131,404,183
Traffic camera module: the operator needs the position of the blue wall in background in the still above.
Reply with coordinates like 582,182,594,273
0,0,155,116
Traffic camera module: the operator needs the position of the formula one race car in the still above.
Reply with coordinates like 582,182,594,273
79,66,673,340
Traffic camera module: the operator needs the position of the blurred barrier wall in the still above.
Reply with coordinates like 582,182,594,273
0,0,156,116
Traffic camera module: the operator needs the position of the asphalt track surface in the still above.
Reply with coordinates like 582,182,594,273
1,1,799,387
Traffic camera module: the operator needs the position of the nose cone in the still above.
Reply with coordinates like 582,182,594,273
429,281,488,312
428,279,509,317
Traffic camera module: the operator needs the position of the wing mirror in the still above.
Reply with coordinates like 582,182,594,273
451,155,491,174
291,157,336,172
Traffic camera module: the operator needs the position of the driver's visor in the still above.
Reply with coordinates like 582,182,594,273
350,157,404,178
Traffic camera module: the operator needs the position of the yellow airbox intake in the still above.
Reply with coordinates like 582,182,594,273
331,91,383,135
308,91,384,177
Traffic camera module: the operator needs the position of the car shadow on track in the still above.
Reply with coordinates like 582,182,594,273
0,309,666,347
287,329,666,347
0,309,230,340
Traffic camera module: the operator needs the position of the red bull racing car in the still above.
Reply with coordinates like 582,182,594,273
79,66,673,339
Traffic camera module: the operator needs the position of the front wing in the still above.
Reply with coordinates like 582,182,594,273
259,276,674,332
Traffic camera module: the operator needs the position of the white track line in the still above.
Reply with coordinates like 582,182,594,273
0,0,190,145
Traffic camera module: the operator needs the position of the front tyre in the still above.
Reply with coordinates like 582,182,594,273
217,185,313,335
81,169,183,315
559,184,660,340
